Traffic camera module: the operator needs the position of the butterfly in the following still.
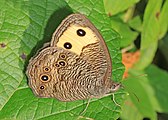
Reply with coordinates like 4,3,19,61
26,14,121,102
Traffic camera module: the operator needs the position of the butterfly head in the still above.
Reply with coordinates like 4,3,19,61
110,82,121,92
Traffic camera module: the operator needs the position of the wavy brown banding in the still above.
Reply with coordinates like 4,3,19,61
26,14,120,102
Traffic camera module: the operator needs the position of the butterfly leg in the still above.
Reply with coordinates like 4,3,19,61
112,93,121,107
92,93,121,107
80,99,91,115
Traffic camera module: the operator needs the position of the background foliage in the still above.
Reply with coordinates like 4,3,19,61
104,0,168,120
0,0,168,120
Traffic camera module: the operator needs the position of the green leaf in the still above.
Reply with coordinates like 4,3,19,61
134,0,162,70
110,16,139,48
104,0,139,16
122,69,157,120
144,65,168,113
0,0,125,120
128,15,142,32
159,0,168,39
121,64,168,120
120,97,144,120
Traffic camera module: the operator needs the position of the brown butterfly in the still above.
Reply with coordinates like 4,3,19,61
26,14,121,102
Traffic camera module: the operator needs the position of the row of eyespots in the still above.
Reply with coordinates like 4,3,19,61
55,53,67,68
55,60,67,68
39,28,86,90
39,53,67,90
63,29,86,49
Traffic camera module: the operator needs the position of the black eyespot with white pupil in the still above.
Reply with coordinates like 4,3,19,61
59,61,66,66
64,42,72,49
40,86,45,89
77,29,86,36
41,75,49,81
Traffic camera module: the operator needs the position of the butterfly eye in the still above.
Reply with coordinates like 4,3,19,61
40,85,45,90
64,42,72,49
40,74,51,82
111,83,121,92
43,67,51,72
77,29,86,36
58,60,67,67
111,84,116,89
59,53,66,59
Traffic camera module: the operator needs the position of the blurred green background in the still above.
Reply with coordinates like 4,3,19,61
104,0,168,120
0,0,168,120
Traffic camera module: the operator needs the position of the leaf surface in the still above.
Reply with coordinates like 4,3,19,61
0,0,125,120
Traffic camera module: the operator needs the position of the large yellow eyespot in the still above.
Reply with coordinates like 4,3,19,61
40,74,51,82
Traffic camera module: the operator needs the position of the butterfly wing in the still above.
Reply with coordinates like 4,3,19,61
27,14,118,102
27,47,100,101
51,14,112,86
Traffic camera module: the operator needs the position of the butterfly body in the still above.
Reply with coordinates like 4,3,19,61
26,14,120,101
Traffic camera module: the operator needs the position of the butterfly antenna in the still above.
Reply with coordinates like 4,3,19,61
124,74,148,80
123,85,140,102
80,99,91,115
122,73,147,102
132,92,140,102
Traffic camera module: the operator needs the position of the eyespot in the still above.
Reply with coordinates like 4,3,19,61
40,74,51,82
58,60,67,67
54,63,60,68
43,67,51,72
77,29,86,36
64,42,72,49
40,85,45,90
59,53,66,59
